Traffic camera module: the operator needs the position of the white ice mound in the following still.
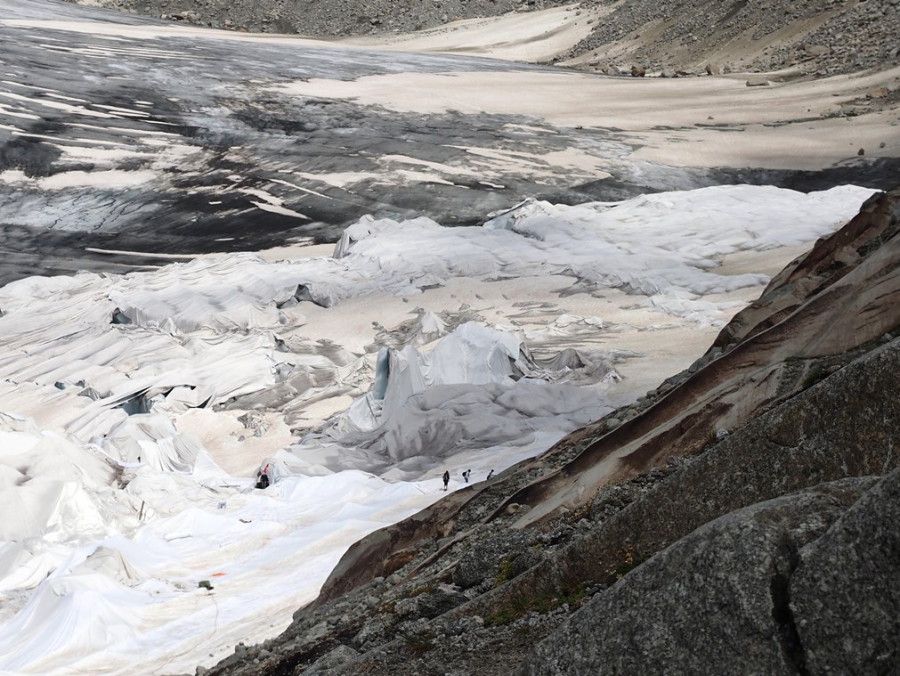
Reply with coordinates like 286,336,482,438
286,322,616,476
375,322,523,415
0,570,147,673
106,252,307,333
0,413,137,544
101,413,204,473
326,184,882,320
482,183,875,296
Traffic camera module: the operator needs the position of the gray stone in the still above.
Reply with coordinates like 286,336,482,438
352,615,390,648
305,621,329,642
393,585,468,619
588,481,642,521
802,42,830,56
791,468,900,674
304,644,359,675
518,482,872,675
452,528,538,589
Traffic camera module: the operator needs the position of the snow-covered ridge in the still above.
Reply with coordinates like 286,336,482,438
0,184,877,674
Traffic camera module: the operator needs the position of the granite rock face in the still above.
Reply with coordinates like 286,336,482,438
518,477,883,676
791,469,900,674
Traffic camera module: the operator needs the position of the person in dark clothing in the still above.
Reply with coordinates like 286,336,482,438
442,470,450,491
462,469,471,483
256,463,270,489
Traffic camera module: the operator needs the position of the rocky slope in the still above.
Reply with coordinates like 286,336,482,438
199,185,900,674
63,0,900,77
564,0,900,77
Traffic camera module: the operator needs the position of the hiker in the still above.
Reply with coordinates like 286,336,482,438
442,470,450,491
486,469,494,480
256,463,270,490
462,469,471,483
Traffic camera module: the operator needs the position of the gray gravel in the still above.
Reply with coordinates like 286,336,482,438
61,0,900,76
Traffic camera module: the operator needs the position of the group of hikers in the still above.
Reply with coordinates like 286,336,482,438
441,467,493,491
255,461,494,493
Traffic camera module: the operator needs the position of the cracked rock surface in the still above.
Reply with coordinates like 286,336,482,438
790,469,900,674
518,476,882,675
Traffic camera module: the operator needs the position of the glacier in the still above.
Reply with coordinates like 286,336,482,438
0,183,878,675
1,3,893,672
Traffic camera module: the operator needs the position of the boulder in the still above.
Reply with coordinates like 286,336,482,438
392,584,468,620
452,528,539,589
588,480,643,521
802,43,830,56
352,615,390,649
305,645,359,675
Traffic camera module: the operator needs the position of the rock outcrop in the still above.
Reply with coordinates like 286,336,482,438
790,468,900,674
568,0,900,77
204,186,899,675
519,476,887,676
